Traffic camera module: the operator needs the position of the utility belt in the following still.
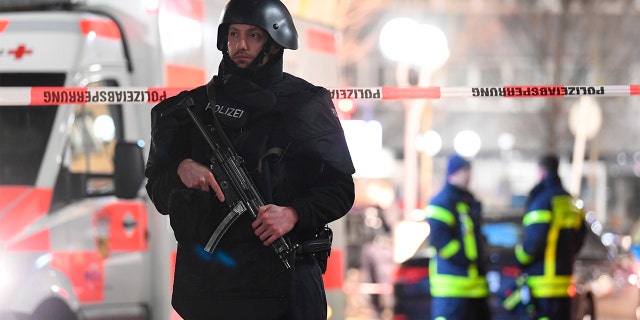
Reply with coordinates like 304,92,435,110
295,225,333,273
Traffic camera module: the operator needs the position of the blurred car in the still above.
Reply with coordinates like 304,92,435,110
392,213,527,320
392,212,640,320
392,246,431,320
481,215,530,320
572,224,640,320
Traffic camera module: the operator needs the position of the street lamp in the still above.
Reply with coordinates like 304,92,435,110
379,18,449,219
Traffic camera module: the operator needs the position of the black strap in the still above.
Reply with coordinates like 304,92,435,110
296,238,332,254
205,76,235,151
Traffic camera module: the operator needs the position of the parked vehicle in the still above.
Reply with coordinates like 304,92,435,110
392,211,640,320
392,246,431,320
572,223,640,320
481,215,530,320
391,212,527,320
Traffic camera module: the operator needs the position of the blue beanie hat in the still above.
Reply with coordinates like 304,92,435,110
446,154,470,176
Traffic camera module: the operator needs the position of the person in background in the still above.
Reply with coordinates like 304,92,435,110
515,154,586,320
425,153,491,320
359,207,394,319
144,0,355,319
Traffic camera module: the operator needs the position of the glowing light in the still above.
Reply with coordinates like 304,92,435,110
93,115,115,142
379,18,419,62
417,130,442,156
413,24,449,70
393,220,430,263
159,14,202,57
601,232,615,247
144,0,160,13
585,211,597,224
621,235,632,251
35,253,53,269
379,18,449,70
337,99,356,113
0,264,13,292
410,208,427,221
498,132,515,150
51,285,70,299
591,221,603,235
454,130,481,157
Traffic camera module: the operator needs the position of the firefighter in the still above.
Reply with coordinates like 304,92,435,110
425,154,491,320
515,154,587,320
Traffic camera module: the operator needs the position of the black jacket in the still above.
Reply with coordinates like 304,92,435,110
145,57,355,319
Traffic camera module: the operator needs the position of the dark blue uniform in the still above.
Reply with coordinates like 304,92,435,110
426,182,491,320
515,173,586,320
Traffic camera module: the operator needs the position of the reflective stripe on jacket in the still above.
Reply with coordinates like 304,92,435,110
516,193,585,298
426,189,488,298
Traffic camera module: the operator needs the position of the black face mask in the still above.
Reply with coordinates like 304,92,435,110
210,52,282,129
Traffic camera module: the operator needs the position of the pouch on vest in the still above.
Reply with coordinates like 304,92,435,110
168,188,225,247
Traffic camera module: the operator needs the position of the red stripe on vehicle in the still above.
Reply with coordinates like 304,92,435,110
165,64,206,87
79,18,121,40
0,187,52,243
94,201,149,252
5,229,51,251
306,28,337,54
52,251,104,302
0,20,9,33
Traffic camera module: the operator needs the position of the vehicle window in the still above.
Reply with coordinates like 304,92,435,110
0,73,65,185
51,81,123,209
0,106,56,185
68,81,123,194
481,222,521,248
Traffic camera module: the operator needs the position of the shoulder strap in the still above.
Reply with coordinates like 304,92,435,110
205,76,236,150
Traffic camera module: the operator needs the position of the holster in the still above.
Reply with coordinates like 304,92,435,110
296,226,333,273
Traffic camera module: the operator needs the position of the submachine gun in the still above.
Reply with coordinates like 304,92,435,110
171,95,297,270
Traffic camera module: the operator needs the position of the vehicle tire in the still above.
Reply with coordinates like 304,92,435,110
574,295,595,320
31,298,78,320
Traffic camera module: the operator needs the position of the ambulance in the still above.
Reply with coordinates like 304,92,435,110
0,0,344,319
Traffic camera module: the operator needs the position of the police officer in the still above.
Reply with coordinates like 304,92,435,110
425,154,491,320
144,1,355,319
515,154,586,320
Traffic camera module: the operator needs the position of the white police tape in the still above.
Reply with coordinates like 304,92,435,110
0,85,638,105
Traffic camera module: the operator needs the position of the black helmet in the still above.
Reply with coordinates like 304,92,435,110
217,0,298,51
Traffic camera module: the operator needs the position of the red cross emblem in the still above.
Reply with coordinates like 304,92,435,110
9,44,32,60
